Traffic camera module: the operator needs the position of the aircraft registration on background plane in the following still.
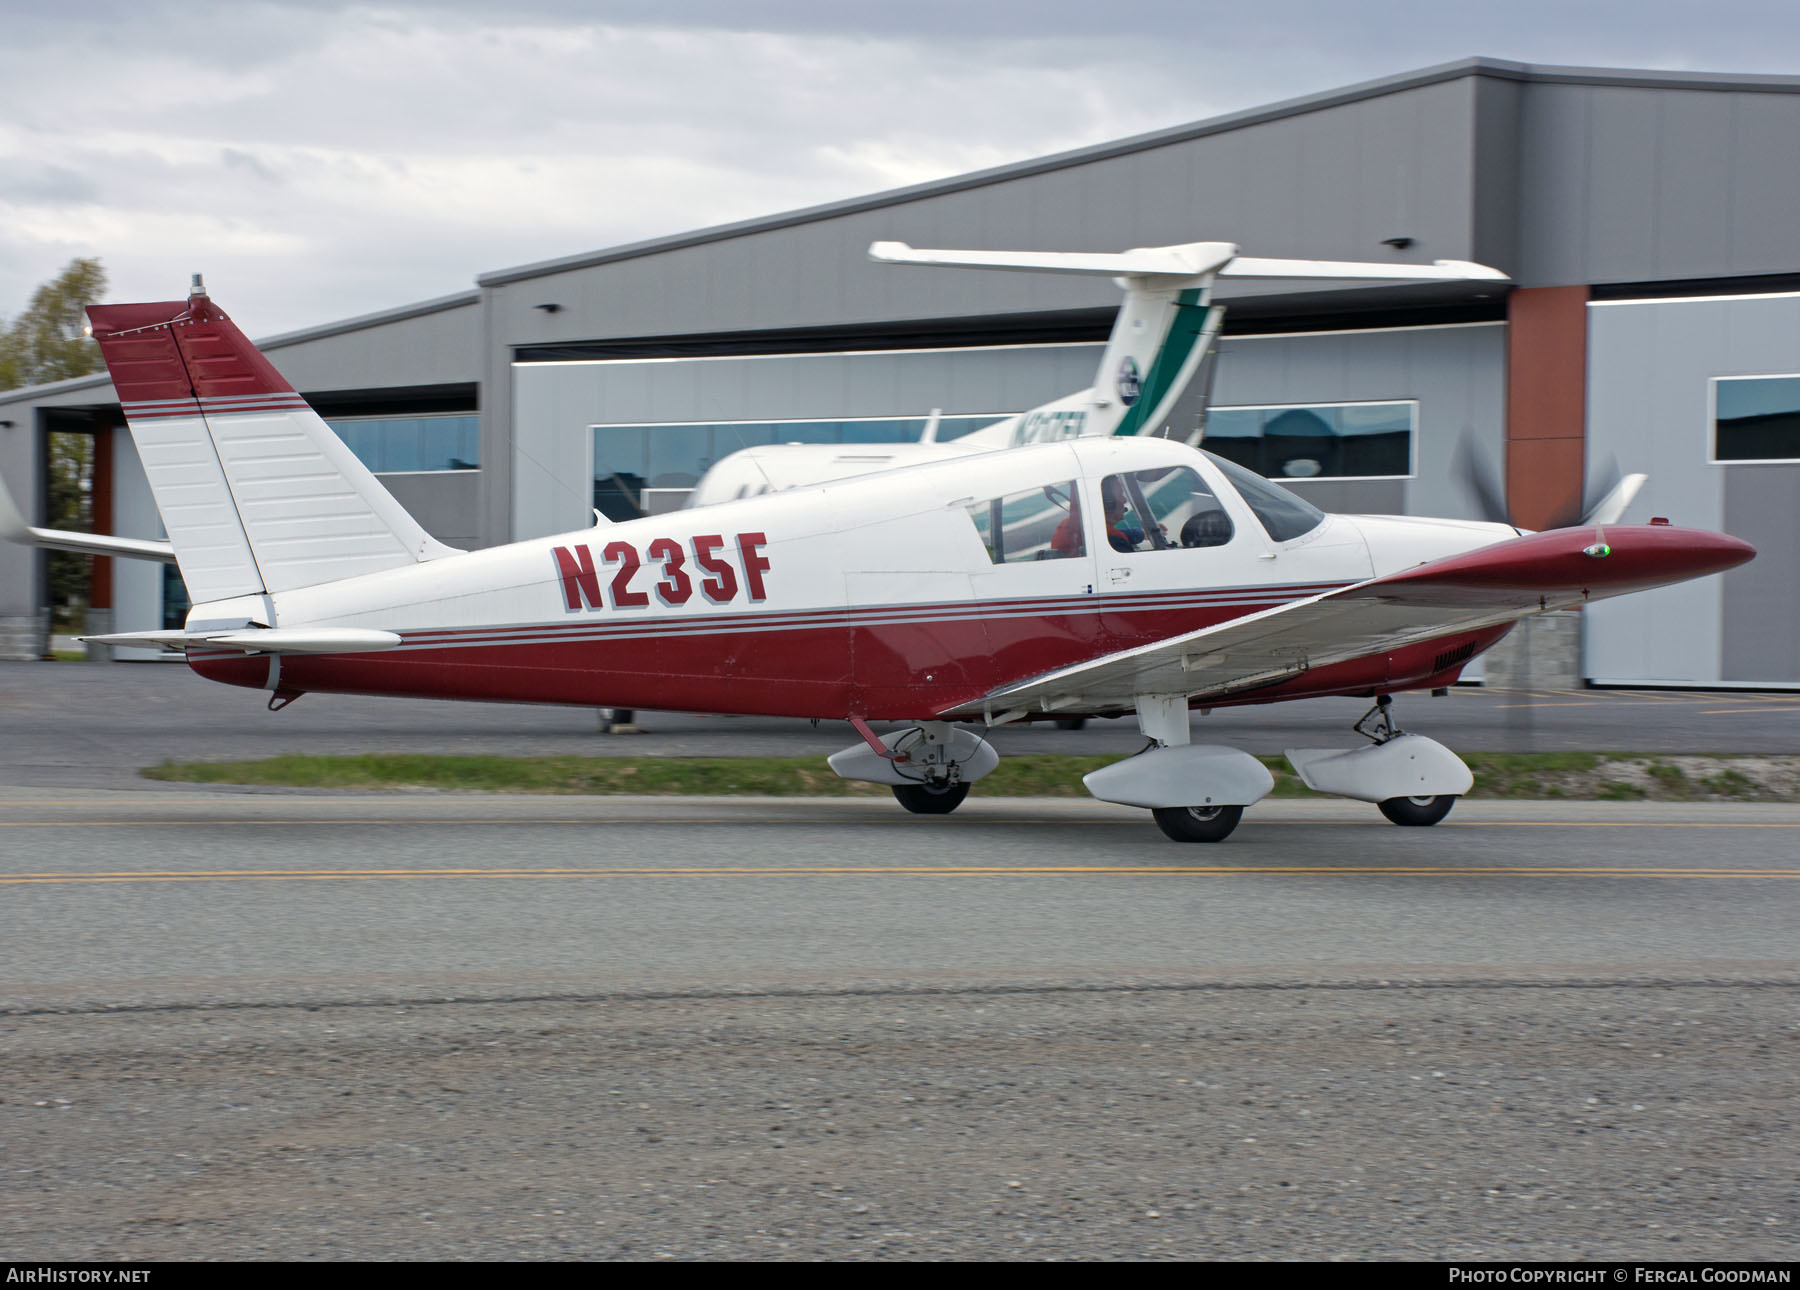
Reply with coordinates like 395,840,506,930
0,240,1755,842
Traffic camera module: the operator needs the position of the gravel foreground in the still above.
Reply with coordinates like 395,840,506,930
4,982,1796,1260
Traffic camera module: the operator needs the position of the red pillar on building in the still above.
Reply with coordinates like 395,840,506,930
88,418,114,614
1505,285,1590,532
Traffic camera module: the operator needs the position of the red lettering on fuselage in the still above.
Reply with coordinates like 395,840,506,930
552,534,767,612
737,531,771,602
647,537,693,606
692,534,739,604
553,544,605,611
603,540,649,608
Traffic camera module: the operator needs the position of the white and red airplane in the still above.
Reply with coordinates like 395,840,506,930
2,242,1754,842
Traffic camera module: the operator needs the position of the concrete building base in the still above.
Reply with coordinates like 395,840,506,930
1480,610,1584,692
0,612,48,662
83,608,114,663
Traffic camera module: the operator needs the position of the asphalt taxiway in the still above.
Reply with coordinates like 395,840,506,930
3,664,1797,1258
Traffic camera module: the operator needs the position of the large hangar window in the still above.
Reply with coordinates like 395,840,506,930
1202,400,1415,480
590,414,1008,520
1712,375,1800,463
325,415,480,473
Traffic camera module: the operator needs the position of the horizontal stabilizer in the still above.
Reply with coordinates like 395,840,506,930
82,627,402,654
870,240,1238,279
1219,257,1508,281
870,241,1507,284
0,475,177,563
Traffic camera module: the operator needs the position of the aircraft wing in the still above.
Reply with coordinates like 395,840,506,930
952,524,1754,720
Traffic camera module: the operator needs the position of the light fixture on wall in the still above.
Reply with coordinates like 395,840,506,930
535,303,563,314
1381,236,1416,250
0,420,14,429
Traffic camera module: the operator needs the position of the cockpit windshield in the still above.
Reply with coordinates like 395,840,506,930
1204,451,1326,543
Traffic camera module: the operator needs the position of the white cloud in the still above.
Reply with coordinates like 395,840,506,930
1,1,1797,333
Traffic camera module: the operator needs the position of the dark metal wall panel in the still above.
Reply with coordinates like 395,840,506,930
1516,83,1800,287
261,300,480,393
1471,78,1523,274
1727,94,1800,274
1721,464,1800,683
1514,82,1592,287
1656,91,1735,279
1584,89,1663,284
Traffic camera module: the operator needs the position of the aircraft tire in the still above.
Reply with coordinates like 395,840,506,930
1151,804,1243,843
1377,794,1457,827
892,781,971,815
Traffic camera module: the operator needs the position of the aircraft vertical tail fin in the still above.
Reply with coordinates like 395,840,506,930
870,241,1236,447
87,283,458,606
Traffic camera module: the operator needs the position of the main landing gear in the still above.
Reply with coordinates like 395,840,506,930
1377,794,1458,827
1150,804,1244,843
1082,695,1274,844
1284,695,1473,829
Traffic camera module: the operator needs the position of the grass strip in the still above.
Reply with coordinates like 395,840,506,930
140,750,1797,801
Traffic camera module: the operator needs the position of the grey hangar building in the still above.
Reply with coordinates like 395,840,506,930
3,57,1798,689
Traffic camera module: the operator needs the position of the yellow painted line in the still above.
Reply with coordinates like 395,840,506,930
3,865,1798,887
1483,698,1641,708
1696,707,1800,715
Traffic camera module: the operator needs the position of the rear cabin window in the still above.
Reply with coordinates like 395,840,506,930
1097,467,1236,553
966,481,1084,563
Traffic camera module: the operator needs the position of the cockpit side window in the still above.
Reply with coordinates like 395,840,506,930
1204,452,1325,543
1098,467,1236,553
966,480,1084,563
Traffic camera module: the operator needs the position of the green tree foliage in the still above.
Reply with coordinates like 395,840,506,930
0,258,107,392
1,259,109,633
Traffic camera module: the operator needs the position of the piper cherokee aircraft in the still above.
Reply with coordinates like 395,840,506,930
1,241,1755,842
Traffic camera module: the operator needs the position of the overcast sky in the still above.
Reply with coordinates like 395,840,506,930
3,0,1798,338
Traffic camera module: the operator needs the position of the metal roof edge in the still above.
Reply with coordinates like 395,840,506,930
0,369,112,407
253,289,481,350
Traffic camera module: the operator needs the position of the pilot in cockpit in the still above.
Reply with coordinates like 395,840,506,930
1102,476,1148,552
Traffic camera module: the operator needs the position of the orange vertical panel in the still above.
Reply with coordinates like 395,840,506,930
88,420,113,611
1507,285,1590,531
